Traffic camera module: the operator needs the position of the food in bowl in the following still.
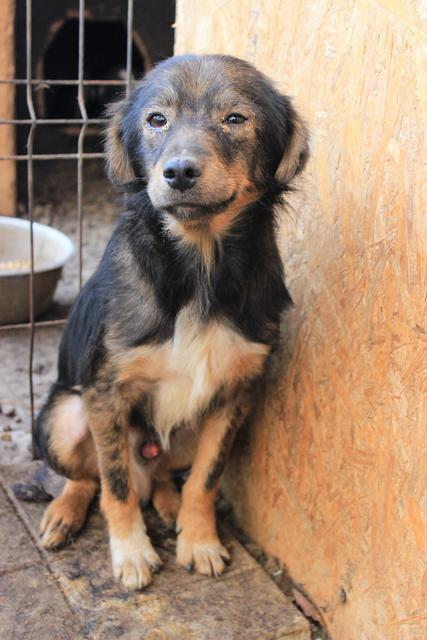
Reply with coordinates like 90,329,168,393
0,216,74,324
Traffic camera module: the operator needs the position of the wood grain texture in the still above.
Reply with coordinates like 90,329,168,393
175,2,427,638
0,0,16,216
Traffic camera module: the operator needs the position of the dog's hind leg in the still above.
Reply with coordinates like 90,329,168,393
36,386,99,548
152,467,181,528
40,478,98,548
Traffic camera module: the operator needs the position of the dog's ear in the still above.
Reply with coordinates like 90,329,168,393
104,99,135,186
274,101,309,186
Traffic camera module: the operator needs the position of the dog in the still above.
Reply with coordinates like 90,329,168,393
35,54,309,590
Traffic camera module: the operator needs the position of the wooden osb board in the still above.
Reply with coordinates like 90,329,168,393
175,2,427,638
0,0,15,216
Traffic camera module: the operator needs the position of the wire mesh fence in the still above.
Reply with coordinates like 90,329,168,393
0,0,137,449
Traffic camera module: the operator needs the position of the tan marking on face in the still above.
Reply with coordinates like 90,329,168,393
208,179,262,237
160,159,262,272
112,305,269,448
147,145,238,211
146,111,261,218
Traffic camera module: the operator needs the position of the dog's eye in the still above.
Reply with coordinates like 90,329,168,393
147,113,168,128
224,113,247,125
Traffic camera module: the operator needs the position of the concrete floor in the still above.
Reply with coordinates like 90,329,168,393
0,462,310,639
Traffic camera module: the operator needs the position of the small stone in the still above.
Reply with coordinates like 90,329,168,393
2,406,16,418
1,433,12,441
11,482,53,503
3,425,12,432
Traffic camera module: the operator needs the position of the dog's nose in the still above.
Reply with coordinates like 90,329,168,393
163,157,201,191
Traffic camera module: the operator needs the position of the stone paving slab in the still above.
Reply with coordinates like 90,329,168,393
0,487,41,573
0,564,82,640
0,462,310,640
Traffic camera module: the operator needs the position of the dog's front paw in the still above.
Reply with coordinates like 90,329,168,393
110,530,162,590
176,533,230,577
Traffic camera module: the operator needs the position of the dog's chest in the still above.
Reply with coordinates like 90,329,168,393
116,306,269,446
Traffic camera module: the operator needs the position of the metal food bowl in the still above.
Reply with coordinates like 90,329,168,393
0,216,74,325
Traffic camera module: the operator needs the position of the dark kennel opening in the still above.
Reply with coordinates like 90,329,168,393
43,19,146,120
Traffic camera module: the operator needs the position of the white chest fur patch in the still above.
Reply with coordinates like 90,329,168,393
116,306,269,448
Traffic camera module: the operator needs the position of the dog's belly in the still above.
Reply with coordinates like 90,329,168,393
115,305,269,447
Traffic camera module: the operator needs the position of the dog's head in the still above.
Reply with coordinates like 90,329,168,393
105,55,308,226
